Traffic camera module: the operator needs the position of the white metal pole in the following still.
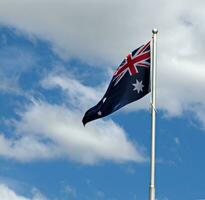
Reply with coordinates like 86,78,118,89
149,28,158,200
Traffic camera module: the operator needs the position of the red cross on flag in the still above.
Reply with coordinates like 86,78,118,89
113,41,150,85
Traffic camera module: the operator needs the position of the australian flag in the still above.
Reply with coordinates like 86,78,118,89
82,41,151,125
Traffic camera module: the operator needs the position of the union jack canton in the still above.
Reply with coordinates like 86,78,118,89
113,41,150,85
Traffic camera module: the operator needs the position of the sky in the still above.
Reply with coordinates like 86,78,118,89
0,0,205,200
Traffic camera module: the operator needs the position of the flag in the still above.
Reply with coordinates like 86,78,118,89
82,41,151,125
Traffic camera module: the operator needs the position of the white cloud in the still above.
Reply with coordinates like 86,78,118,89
41,73,105,110
189,104,205,130
0,44,38,93
0,74,146,164
0,0,205,124
13,100,145,164
0,0,200,64
0,184,47,200
31,188,47,200
0,134,61,161
0,0,204,163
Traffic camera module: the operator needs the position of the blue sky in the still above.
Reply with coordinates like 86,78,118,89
0,1,205,200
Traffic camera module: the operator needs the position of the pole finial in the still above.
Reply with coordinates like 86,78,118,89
152,29,158,34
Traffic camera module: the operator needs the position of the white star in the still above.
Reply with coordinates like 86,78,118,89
132,80,144,93
98,111,102,116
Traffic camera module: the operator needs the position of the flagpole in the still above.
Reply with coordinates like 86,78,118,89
149,28,158,200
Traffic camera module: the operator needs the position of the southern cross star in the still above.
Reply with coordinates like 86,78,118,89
132,80,144,93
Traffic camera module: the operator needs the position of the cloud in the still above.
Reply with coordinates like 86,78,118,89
0,0,205,124
0,0,204,164
0,0,196,64
0,134,61,161
0,45,37,93
13,100,145,164
0,74,146,164
0,184,47,200
0,40,147,164
41,73,105,110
